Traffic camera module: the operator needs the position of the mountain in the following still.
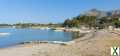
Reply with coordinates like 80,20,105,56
111,10,120,18
85,9,107,18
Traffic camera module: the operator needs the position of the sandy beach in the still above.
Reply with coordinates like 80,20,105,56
0,44,33,56
0,30,120,56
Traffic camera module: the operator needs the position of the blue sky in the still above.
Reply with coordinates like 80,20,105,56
0,0,120,24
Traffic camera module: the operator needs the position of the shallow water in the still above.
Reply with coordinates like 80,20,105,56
0,28,73,47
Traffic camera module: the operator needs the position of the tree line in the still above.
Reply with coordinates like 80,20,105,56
63,9,120,29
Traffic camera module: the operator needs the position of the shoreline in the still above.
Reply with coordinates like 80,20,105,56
20,40,75,45
0,29,91,48
0,30,120,56
17,29,91,46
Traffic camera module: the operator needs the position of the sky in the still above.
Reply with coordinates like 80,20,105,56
0,0,120,24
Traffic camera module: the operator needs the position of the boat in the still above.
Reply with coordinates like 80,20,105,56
0,33,10,36
54,29,63,32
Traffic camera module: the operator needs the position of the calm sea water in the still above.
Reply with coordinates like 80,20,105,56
0,28,74,48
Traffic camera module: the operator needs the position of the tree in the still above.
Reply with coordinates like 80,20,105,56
78,15,96,28
71,18,80,27
111,18,120,28
62,9,120,29
63,19,71,27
